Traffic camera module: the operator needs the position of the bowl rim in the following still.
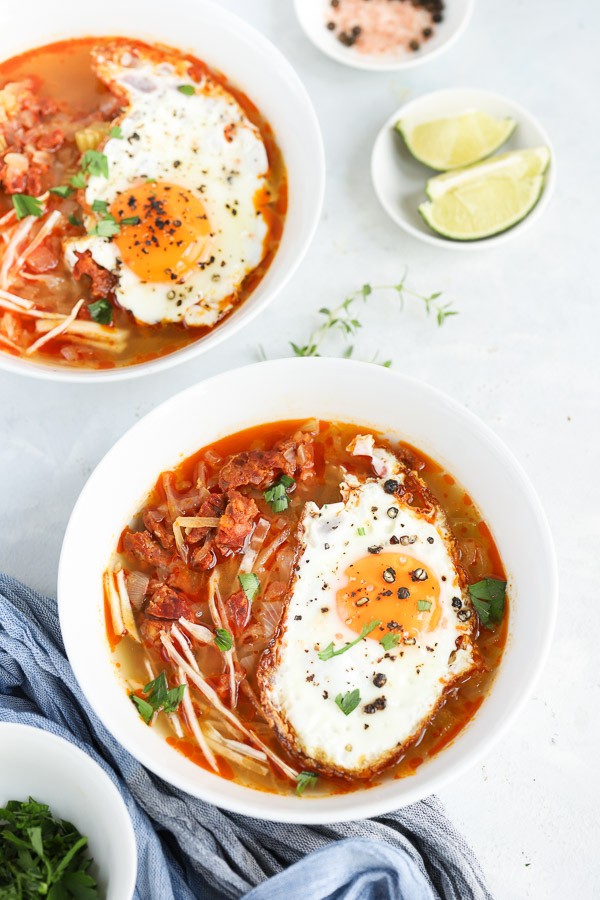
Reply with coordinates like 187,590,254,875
293,0,474,72
58,357,558,823
371,86,557,250
0,721,137,894
0,1,325,383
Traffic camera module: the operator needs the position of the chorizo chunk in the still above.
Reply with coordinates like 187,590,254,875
72,249,118,300
215,490,258,553
218,432,315,491
122,528,172,567
186,492,226,544
145,583,192,620
142,509,175,551
225,589,251,635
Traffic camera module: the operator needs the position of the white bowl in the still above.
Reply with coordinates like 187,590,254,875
294,0,473,71
0,0,324,382
58,358,557,823
371,88,556,249
0,722,136,899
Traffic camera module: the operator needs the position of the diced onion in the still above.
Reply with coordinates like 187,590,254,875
104,571,125,638
125,571,149,610
237,517,270,575
74,121,110,153
114,568,140,643
178,617,213,644
174,516,220,529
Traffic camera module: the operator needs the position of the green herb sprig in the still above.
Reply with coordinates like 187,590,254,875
318,619,381,661
469,578,506,628
0,797,99,897
130,671,185,724
263,474,295,513
295,771,318,796
238,572,260,602
214,628,233,652
335,689,361,716
379,632,400,652
12,194,43,220
88,298,113,325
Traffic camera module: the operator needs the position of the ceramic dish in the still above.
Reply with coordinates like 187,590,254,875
294,0,473,71
58,358,557,823
0,722,137,899
371,88,556,249
0,0,324,382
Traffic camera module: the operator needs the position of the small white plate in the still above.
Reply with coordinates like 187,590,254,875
294,0,473,71
371,88,556,250
0,723,137,899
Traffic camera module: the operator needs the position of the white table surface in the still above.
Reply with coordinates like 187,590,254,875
0,1,598,897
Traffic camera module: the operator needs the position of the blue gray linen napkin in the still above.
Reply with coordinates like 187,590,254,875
0,574,492,900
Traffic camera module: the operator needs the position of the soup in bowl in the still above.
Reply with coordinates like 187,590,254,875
0,0,324,379
58,359,557,822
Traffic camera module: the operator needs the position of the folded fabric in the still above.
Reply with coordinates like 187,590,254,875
0,574,492,900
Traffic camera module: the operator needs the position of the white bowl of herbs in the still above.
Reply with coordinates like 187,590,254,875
0,723,136,899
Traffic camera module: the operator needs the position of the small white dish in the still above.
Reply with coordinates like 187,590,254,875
294,0,473,71
371,88,556,250
0,722,137,899
0,0,325,382
59,357,557,824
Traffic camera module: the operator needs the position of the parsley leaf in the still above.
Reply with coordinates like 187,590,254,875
177,84,196,95
68,214,83,227
12,194,43,219
130,671,186,724
417,599,432,611
109,125,123,138
239,572,260,602
70,172,87,189
379,632,400,652
88,298,113,325
120,215,141,226
91,198,109,215
215,628,233,652
295,771,318,796
357,526,366,536
469,577,507,628
264,474,295,512
49,184,74,199
82,149,109,178
319,619,381,661
335,688,361,716
88,215,120,238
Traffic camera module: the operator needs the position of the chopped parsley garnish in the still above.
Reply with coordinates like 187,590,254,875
88,298,113,325
214,628,233,652
264,474,295,513
130,671,185,725
109,125,123,138
12,194,43,220
91,198,109,215
88,215,120,238
0,797,99,897
335,689,361,716
82,149,109,179
379,632,400,652
70,172,86,189
357,526,366,536
177,84,196,95
238,572,260,602
68,214,83,227
49,184,74,199
120,215,141,226
417,600,432,611
295,771,318,796
318,619,381,661
469,577,506,628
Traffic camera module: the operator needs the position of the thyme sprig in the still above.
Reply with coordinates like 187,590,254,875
289,273,457,360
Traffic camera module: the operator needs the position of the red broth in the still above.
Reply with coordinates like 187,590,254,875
105,420,509,797
0,38,286,369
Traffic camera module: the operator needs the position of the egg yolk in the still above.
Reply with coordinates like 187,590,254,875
111,182,211,283
336,552,441,640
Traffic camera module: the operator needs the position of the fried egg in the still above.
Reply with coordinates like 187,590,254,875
258,435,480,779
65,43,270,326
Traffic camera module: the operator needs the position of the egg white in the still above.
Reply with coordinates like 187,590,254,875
65,52,270,326
258,440,479,778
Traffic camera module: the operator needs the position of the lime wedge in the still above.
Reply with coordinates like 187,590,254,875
419,147,550,241
397,110,516,171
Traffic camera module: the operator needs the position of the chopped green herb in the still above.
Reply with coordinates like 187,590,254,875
68,214,83,227
0,797,99,897
109,125,123,138
91,198,109,215
417,600,432,611
12,194,43,220
469,577,506,628
89,215,120,238
82,149,109,178
49,184,74,199
177,84,196,95
379,632,400,652
120,215,141,226
88,298,113,325
239,572,260,602
215,628,233,652
319,619,381,661
130,671,185,725
70,172,86,189
264,475,295,513
357,526,366,536
295,771,318,796
335,688,361,716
